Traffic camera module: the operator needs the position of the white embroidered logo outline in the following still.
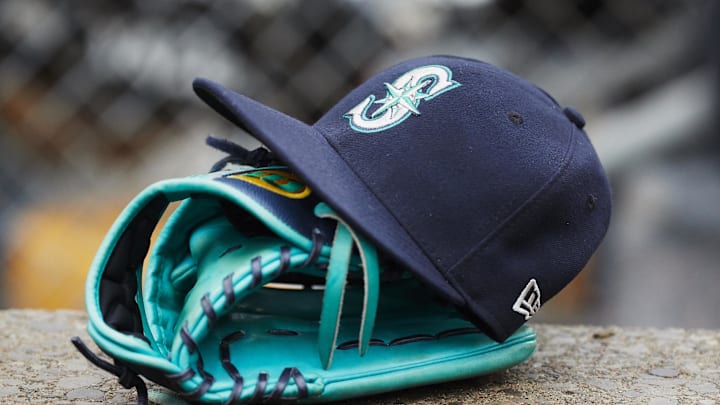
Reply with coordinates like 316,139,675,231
512,279,541,320
344,64,461,133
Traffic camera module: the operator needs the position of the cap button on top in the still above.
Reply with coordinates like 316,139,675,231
563,106,585,129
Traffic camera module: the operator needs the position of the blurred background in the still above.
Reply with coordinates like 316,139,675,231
0,0,718,329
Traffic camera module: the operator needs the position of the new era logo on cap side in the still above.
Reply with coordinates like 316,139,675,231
344,65,461,133
512,279,541,320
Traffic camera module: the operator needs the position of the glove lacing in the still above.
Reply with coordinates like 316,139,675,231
314,203,380,370
206,136,282,171
70,336,149,405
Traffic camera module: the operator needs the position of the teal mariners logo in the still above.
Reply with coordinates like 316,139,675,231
344,65,461,133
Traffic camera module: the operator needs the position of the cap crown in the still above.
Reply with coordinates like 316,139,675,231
313,56,611,340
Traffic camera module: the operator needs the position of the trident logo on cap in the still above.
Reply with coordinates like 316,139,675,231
344,65,461,133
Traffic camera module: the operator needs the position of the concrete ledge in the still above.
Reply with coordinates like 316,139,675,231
1,310,718,404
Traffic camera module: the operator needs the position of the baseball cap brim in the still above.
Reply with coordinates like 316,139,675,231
193,77,464,306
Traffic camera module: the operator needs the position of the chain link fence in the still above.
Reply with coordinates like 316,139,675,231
1,0,716,325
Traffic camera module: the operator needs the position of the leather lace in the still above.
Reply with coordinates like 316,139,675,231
71,336,149,405
206,136,282,172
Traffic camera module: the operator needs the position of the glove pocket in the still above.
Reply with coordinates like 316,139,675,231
161,215,327,402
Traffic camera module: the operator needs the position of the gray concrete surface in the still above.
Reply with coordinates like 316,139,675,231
0,309,718,404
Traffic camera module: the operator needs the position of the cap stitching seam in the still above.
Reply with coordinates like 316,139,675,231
448,125,578,273
409,68,560,272
446,124,579,338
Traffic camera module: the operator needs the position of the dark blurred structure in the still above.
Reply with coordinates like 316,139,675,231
0,0,717,328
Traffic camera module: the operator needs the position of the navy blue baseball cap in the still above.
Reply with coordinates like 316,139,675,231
192,55,611,342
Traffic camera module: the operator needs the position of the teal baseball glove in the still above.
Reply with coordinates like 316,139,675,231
73,141,536,404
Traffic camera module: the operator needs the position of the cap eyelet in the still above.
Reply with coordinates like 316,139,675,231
508,111,524,125
587,194,597,211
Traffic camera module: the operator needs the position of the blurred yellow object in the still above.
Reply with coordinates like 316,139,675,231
3,199,125,309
